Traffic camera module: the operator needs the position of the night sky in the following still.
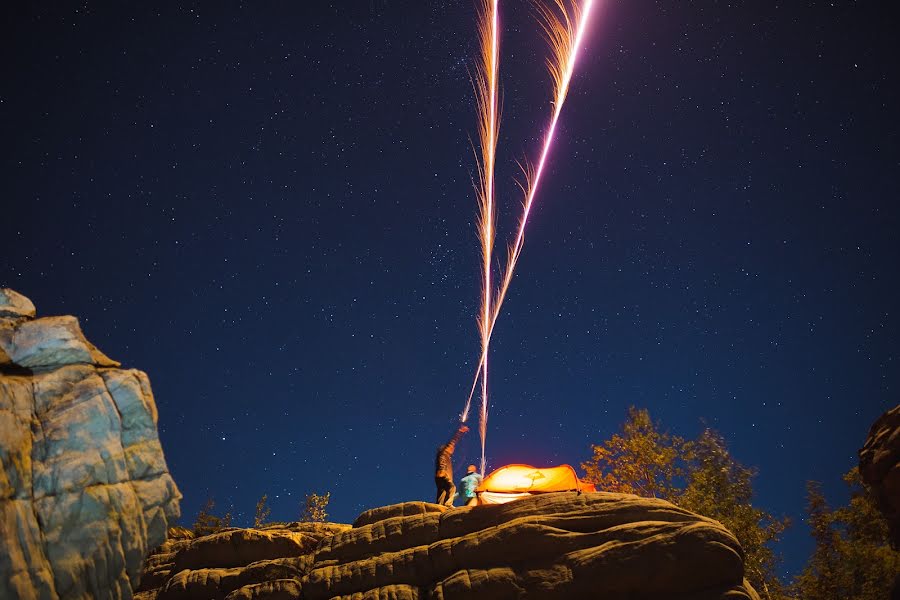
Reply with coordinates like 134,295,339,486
3,0,897,581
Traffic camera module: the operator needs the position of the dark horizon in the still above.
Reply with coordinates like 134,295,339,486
3,1,897,581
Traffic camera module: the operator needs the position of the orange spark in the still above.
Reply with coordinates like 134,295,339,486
496,0,596,318
480,0,500,477
460,0,501,477
460,0,596,449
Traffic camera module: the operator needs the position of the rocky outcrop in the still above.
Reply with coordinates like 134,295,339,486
140,494,759,600
143,523,350,600
860,404,900,548
0,289,181,600
136,526,196,597
0,288,36,319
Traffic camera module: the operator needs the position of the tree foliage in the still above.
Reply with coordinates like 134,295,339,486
300,491,331,523
581,407,789,599
792,467,900,600
192,497,232,537
254,494,271,528
581,407,682,498
679,429,789,600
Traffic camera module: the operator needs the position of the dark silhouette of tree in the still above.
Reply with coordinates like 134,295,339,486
792,467,900,599
300,491,331,523
192,497,232,537
254,494,271,528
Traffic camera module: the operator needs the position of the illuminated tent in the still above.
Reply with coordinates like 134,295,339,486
476,464,596,505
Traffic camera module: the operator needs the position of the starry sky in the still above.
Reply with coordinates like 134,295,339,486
3,0,897,581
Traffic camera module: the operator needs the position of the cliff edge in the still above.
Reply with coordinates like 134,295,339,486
0,289,182,600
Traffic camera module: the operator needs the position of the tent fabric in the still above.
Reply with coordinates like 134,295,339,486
478,491,533,505
476,464,596,495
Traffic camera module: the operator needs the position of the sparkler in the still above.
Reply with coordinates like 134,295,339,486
459,0,596,473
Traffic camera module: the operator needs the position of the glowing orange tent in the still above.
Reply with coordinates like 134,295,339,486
476,464,596,505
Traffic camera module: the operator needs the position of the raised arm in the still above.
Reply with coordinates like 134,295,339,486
445,425,469,453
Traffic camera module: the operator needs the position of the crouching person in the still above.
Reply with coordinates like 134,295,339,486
460,464,483,506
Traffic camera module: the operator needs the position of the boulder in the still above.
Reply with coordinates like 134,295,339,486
137,523,348,600
171,529,323,573
137,494,760,600
859,404,900,548
353,501,446,528
305,493,758,600
0,290,181,600
1,315,120,369
0,287,36,319
158,557,305,600
137,528,196,594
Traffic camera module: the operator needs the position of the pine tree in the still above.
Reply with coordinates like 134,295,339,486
254,494,271,528
300,491,331,523
192,497,233,537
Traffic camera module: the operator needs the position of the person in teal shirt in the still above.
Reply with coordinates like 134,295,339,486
459,464,483,506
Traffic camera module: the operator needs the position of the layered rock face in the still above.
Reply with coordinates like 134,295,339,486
860,404,900,548
141,523,351,600
141,495,760,600
0,289,182,600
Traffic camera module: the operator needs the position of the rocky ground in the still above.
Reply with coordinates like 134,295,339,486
138,494,761,600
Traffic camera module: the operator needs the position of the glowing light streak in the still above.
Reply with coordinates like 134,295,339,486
479,0,500,477
496,0,596,321
460,0,596,451
458,0,501,479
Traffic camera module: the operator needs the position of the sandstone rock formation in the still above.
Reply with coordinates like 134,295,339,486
860,404,900,548
141,523,350,600
0,289,182,600
140,495,760,600
137,526,196,597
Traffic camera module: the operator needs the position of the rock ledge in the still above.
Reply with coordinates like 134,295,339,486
141,494,760,600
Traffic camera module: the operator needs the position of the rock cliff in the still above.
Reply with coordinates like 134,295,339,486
0,289,182,600
140,494,760,600
859,404,900,547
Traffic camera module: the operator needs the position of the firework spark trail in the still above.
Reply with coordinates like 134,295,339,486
495,0,595,321
458,0,501,476
460,0,596,442
480,0,500,477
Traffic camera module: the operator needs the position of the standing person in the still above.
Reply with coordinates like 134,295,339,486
435,424,469,506
460,464,483,506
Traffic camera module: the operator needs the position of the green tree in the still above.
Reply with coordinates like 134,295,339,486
793,467,900,599
254,494,271,528
582,408,789,598
192,497,233,537
580,406,683,498
300,491,331,523
679,429,789,600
